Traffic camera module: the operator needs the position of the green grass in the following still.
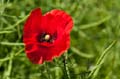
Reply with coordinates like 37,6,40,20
0,0,120,79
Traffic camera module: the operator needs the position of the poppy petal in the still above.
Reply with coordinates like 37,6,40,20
40,13,57,34
24,8,42,39
50,10,73,33
44,34,70,61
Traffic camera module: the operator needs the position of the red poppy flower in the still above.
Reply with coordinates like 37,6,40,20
23,8,73,64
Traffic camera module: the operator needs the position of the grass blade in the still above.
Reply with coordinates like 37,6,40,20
88,40,117,79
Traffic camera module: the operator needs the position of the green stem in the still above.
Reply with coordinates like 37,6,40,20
88,40,117,79
0,42,24,46
4,52,14,79
63,52,71,79
4,14,29,30
79,15,111,29
45,62,52,79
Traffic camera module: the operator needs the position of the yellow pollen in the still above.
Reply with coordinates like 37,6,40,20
44,34,50,40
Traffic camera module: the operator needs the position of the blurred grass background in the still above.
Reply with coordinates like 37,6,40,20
0,0,120,79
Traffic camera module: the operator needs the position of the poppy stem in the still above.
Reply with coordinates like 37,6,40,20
63,52,71,79
45,62,52,79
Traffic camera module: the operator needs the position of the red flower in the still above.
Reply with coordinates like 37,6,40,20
23,8,73,64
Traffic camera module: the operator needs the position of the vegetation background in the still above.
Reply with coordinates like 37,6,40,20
0,0,120,79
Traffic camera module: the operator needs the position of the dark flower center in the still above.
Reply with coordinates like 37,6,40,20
37,32,57,43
